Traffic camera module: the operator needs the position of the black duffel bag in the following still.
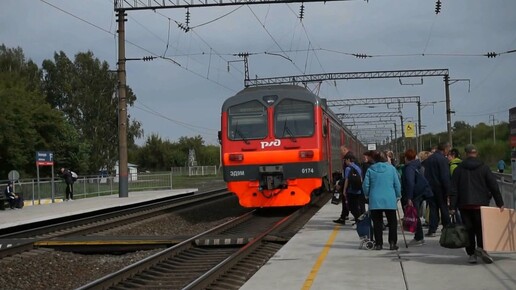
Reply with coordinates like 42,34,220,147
439,215,469,249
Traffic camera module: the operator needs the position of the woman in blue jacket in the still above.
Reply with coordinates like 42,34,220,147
363,151,402,250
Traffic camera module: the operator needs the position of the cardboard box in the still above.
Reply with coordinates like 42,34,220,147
481,206,515,252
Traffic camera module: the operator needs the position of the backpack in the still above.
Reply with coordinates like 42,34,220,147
71,171,78,182
347,166,363,191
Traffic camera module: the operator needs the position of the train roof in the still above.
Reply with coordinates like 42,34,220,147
222,85,324,112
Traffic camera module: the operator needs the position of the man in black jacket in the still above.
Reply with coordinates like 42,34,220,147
424,141,452,236
60,167,74,201
450,144,504,264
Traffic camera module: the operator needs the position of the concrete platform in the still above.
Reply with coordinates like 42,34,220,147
242,200,516,290
0,189,197,229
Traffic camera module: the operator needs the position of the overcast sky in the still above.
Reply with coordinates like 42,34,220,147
1,0,515,146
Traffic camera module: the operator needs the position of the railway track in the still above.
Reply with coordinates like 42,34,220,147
78,193,330,290
0,188,231,259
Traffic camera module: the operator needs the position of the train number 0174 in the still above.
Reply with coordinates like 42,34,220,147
301,168,314,174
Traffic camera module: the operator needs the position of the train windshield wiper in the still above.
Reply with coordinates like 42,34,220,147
234,122,250,144
282,119,297,142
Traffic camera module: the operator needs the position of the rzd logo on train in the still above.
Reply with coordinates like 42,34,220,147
260,139,281,149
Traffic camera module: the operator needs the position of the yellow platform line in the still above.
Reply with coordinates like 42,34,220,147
302,224,341,290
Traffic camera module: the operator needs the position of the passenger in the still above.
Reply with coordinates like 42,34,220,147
424,141,452,237
333,146,353,224
417,150,432,170
385,150,396,166
363,151,401,250
402,149,433,246
450,144,504,264
342,155,366,226
447,148,463,223
4,181,21,209
448,148,462,176
497,159,506,173
417,150,432,225
60,167,75,201
361,150,375,174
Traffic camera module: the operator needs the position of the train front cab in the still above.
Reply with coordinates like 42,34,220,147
220,87,329,208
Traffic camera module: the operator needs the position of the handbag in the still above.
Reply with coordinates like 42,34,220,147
439,215,470,249
331,191,341,205
403,205,418,233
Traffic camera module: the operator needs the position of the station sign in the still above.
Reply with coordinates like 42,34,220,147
405,122,416,138
367,143,377,150
36,151,54,166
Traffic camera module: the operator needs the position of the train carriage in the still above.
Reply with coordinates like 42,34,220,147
220,85,364,208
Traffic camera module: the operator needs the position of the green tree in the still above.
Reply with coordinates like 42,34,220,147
41,51,143,174
0,45,84,178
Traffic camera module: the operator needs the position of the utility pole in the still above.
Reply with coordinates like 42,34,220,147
444,75,453,147
117,10,128,198
489,115,496,144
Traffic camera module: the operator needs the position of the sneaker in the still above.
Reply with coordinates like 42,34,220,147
408,239,425,246
352,223,357,229
374,244,383,250
468,255,478,264
344,216,350,221
425,232,436,237
475,248,494,264
333,218,346,224
389,244,399,250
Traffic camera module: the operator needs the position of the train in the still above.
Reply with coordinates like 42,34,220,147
219,85,365,208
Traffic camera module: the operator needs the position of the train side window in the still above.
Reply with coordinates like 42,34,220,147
228,101,267,140
274,99,314,138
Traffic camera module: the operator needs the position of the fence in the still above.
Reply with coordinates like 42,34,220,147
0,167,224,206
171,166,219,176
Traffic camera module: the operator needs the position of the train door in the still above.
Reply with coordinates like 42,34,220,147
323,116,331,174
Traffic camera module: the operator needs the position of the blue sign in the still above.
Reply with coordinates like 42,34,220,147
36,151,54,166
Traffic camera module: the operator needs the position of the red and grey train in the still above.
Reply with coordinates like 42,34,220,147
220,85,365,208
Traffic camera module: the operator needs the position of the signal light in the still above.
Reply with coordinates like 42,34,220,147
299,150,314,158
229,154,244,161
435,0,442,14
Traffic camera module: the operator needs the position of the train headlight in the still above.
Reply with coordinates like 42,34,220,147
229,154,244,161
299,150,314,158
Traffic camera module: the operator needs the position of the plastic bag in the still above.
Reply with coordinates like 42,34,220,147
403,205,418,233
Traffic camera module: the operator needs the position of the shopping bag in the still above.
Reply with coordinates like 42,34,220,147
403,205,418,233
439,216,469,249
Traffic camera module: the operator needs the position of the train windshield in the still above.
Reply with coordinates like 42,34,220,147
274,99,314,138
228,100,268,141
